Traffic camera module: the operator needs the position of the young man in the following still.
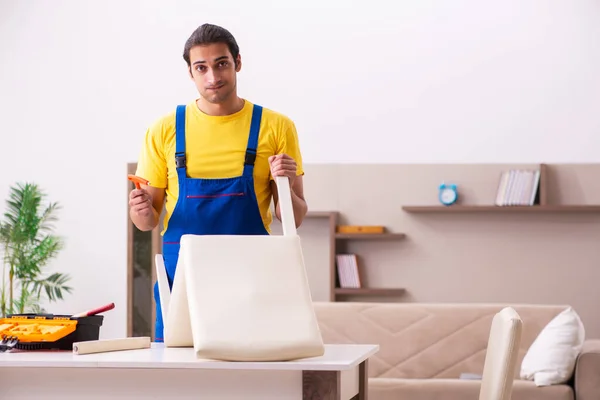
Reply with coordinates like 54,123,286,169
128,23,307,341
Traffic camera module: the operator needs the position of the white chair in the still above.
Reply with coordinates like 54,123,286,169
479,307,523,400
155,176,325,361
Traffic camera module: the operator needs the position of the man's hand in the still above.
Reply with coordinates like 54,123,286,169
269,153,307,228
129,188,153,218
129,186,163,231
268,154,297,186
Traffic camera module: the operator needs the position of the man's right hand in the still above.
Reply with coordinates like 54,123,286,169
129,188,154,218
129,187,161,231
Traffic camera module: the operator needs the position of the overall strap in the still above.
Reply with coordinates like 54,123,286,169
243,105,263,178
175,105,187,179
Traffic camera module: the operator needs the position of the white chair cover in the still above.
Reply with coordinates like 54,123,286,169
156,176,325,361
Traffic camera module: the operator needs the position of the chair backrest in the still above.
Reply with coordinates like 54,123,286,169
156,176,298,331
479,307,523,400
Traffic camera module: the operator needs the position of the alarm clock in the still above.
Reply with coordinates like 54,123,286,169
439,183,458,206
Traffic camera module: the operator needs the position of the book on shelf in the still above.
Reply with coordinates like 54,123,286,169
495,169,540,206
336,254,361,288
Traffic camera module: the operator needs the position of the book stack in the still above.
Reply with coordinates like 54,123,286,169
495,169,540,206
336,254,361,288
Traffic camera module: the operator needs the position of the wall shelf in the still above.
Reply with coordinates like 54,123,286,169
402,205,600,213
334,288,405,296
306,211,408,302
335,232,406,239
307,211,407,302
307,211,338,218
402,164,600,214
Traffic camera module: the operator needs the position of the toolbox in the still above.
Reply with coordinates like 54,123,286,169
0,313,104,352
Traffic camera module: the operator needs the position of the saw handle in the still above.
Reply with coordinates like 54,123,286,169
72,302,115,318
128,174,150,190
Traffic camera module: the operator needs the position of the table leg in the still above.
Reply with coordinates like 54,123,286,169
302,359,369,400
302,370,340,399
359,359,369,400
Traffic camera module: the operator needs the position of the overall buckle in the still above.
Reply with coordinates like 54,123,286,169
175,153,186,168
245,150,256,166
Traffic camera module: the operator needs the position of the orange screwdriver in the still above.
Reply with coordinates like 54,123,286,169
128,174,150,189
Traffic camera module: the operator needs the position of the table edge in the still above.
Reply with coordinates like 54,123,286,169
0,344,380,371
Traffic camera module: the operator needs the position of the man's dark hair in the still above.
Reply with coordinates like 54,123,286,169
183,23,240,67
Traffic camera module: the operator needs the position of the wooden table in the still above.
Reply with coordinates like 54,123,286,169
0,343,378,399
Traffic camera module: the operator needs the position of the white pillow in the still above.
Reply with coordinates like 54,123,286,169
520,307,585,386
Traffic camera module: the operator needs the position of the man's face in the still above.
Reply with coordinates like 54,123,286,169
188,43,241,104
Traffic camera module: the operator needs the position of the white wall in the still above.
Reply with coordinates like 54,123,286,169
1,0,599,338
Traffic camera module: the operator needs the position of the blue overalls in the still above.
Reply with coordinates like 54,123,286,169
153,103,270,342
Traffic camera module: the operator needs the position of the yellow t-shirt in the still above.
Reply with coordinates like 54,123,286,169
135,99,304,235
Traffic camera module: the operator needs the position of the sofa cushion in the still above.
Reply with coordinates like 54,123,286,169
369,378,574,400
520,307,585,386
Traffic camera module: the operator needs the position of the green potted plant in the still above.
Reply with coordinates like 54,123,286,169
0,182,72,317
